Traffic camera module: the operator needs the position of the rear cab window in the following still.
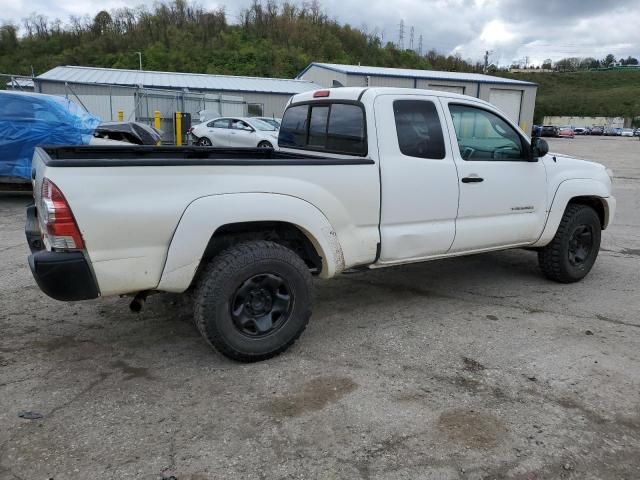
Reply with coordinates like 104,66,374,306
279,102,367,156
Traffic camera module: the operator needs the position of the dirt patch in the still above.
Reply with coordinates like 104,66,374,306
269,376,357,417
462,356,486,373
30,335,94,352
438,409,507,449
110,359,153,381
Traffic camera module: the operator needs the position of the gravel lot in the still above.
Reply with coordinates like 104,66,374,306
1,136,639,479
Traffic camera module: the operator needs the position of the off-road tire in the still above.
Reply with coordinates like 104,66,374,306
194,241,312,362
538,204,601,283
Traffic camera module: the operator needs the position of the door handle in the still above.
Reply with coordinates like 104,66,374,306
461,176,484,183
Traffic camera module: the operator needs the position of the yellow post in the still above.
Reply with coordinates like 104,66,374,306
117,110,124,122
175,112,182,146
154,111,161,145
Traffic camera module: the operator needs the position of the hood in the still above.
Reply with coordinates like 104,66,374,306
543,151,611,192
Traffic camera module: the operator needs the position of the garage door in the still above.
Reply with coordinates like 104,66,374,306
489,88,522,124
429,84,465,94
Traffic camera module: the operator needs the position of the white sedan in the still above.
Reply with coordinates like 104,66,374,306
191,117,279,149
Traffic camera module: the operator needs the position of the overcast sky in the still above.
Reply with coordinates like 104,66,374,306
1,0,638,66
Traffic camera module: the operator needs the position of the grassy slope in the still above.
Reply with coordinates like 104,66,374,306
501,71,640,123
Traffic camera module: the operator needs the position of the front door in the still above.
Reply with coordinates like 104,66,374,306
440,99,548,252
376,94,460,263
228,119,256,147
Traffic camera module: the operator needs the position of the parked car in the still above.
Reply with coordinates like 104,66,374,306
531,125,542,137
590,126,604,135
620,128,634,137
255,117,282,129
94,121,163,145
558,126,575,138
633,128,640,137
190,117,279,148
573,127,587,135
541,125,559,137
26,87,616,362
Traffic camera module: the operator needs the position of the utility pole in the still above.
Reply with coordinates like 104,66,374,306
483,50,493,73
409,26,414,51
136,51,142,71
398,20,404,50
418,35,423,56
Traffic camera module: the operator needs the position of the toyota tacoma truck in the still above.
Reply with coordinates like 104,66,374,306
25,87,616,362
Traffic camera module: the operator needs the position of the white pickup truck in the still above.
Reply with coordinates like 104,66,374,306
26,87,616,362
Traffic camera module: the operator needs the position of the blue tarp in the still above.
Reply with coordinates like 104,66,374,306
0,91,100,180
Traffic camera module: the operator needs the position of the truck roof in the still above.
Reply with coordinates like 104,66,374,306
289,86,493,108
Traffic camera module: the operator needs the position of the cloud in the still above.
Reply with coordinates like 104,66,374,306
0,0,638,65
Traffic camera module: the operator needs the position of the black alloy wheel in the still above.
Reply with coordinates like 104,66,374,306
230,273,292,337
567,224,594,267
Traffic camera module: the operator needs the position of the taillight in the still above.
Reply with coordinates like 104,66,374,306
313,90,330,98
40,178,85,250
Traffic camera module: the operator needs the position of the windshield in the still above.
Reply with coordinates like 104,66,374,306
249,118,277,131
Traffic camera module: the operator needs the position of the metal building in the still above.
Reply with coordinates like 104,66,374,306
297,63,538,132
34,66,321,141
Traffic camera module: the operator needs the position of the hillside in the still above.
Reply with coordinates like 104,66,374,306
0,0,479,80
502,71,640,123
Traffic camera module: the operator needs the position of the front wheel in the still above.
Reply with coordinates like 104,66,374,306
198,137,213,146
538,204,601,283
257,141,273,149
194,241,312,362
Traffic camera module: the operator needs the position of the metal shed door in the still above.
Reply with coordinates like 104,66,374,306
488,88,522,124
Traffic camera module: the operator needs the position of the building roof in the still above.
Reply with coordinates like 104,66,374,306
36,66,321,95
5,78,35,89
298,63,537,86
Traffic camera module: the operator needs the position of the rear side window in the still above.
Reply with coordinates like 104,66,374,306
210,119,229,128
279,102,366,155
279,105,308,148
394,100,446,159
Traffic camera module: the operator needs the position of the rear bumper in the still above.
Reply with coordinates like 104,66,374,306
25,204,99,301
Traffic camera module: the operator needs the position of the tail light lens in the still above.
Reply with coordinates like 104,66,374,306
40,178,85,250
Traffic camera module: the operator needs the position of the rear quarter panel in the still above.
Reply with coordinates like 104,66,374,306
38,159,380,295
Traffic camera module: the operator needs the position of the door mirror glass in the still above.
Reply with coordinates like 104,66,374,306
531,137,549,159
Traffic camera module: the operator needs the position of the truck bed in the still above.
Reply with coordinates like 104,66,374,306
39,145,374,167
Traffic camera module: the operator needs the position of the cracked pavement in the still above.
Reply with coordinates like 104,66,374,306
1,136,639,479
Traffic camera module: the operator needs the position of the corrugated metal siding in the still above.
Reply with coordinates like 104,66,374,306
37,66,320,95
237,92,291,118
299,67,347,88
367,75,414,88
416,79,475,95
301,63,535,86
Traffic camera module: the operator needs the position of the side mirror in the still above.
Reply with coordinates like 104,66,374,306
531,137,549,160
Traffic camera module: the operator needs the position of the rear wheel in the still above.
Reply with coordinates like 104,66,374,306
258,141,273,149
538,204,601,283
194,241,312,362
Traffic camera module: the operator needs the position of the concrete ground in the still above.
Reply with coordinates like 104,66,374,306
1,136,639,479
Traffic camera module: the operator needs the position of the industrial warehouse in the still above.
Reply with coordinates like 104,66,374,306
15,62,539,142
